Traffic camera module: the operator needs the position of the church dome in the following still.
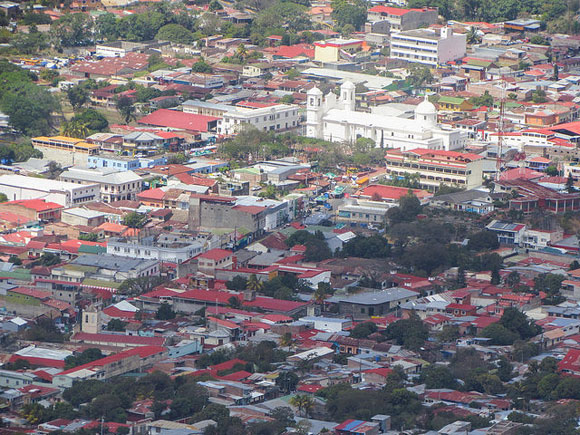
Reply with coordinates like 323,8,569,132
415,96,437,116
308,86,323,95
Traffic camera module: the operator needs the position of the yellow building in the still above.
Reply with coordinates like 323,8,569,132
31,136,100,165
314,38,364,63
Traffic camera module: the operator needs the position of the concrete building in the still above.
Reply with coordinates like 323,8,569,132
299,316,352,332
391,27,466,66
217,104,299,135
60,167,143,203
327,288,419,320
107,234,204,263
61,208,106,227
188,195,267,240
87,154,167,171
307,83,467,150
183,100,300,135
0,175,100,207
314,38,364,63
0,199,63,223
336,201,391,228
56,254,160,283
385,148,485,190
367,5,438,32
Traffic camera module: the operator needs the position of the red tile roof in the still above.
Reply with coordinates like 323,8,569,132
198,248,233,261
138,109,220,132
71,332,166,347
3,199,63,212
356,184,431,201
8,287,50,299
58,346,166,376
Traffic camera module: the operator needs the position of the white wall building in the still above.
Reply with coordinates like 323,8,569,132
217,105,300,135
59,167,142,203
299,316,353,332
391,27,466,66
183,100,300,135
306,82,467,150
0,175,99,207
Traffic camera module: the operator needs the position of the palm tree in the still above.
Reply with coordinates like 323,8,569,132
236,43,248,61
60,119,89,138
466,26,480,45
289,394,314,417
313,284,328,308
246,274,263,292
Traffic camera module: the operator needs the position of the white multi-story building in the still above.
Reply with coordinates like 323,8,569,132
0,175,99,207
59,167,143,203
183,100,300,135
306,82,467,150
391,27,466,66
217,104,300,135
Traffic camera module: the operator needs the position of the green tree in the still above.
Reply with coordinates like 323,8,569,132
406,64,433,87
156,24,194,44
422,364,458,389
505,271,521,288
226,275,247,291
467,230,499,251
500,307,541,340
481,322,519,345
50,13,94,47
156,302,176,320
0,62,59,136
116,95,136,124
78,233,98,242
107,318,127,331
545,165,559,176
469,91,494,107
289,394,314,417
67,85,89,110
331,0,367,30
122,211,146,228
118,276,168,296
340,235,390,258
384,313,429,350
350,322,378,339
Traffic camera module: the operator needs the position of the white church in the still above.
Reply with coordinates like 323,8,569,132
305,81,467,151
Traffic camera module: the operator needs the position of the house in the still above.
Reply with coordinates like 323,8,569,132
367,5,438,32
558,348,580,376
335,419,380,435
195,249,234,276
437,96,474,112
298,316,352,332
327,288,418,320
0,175,99,207
314,38,364,63
53,346,167,388
0,199,63,223
138,109,220,133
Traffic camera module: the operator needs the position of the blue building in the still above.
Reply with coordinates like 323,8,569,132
87,155,167,171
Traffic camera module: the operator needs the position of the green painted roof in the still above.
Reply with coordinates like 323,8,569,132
233,167,261,175
438,96,467,105
79,245,107,254
82,279,122,289
0,270,31,281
